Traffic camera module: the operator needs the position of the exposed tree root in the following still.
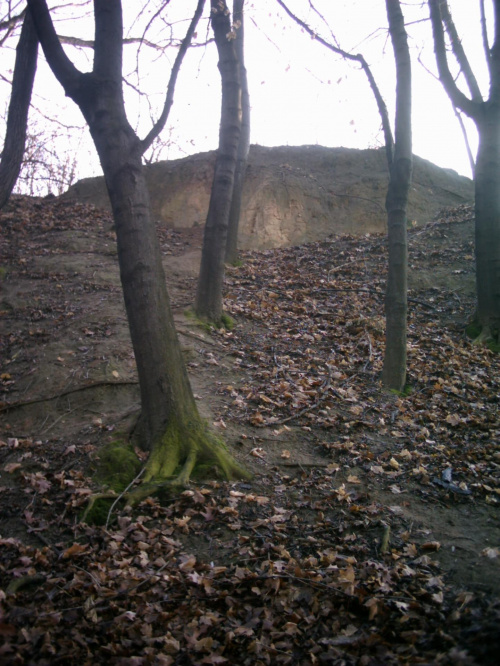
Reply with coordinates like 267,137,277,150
83,418,250,521
472,324,496,346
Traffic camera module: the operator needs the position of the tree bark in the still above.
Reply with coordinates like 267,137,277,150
28,0,248,493
429,0,500,337
0,9,38,211
474,108,500,337
225,0,250,264
195,0,242,322
382,0,412,392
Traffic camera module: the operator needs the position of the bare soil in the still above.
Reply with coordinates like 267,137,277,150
0,196,499,664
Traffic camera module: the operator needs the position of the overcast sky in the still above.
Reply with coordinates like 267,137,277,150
1,0,488,187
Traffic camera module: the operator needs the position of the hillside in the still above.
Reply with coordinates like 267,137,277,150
0,187,498,663
64,145,474,249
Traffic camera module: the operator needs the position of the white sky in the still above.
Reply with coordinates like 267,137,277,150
1,0,490,187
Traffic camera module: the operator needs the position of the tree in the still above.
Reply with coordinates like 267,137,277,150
195,0,242,324
225,0,250,264
27,0,248,500
381,0,412,391
275,0,412,390
0,9,38,210
429,0,500,341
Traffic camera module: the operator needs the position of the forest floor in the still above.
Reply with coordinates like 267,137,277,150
0,196,499,665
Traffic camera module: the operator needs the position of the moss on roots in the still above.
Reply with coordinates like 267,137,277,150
94,439,142,493
126,418,250,506
466,322,500,352
84,417,250,516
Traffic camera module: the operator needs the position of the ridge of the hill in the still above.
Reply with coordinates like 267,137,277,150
63,144,474,250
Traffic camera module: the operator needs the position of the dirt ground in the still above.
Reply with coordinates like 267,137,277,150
0,196,499,664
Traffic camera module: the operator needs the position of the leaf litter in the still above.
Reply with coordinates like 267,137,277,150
1,197,499,664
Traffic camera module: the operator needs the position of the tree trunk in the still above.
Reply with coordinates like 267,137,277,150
428,0,500,341
195,0,241,323
0,9,38,210
28,0,248,497
382,0,412,392
474,107,500,337
225,0,250,264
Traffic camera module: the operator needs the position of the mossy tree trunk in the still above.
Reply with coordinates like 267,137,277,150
429,0,500,339
0,9,38,211
225,0,250,264
382,0,412,392
28,0,248,491
195,0,242,323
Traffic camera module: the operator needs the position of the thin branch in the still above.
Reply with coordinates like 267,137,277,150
427,0,479,119
439,0,482,102
480,0,492,77
27,0,82,94
105,466,146,529
0,380,138,414
140,0,206,153
275,0,394,168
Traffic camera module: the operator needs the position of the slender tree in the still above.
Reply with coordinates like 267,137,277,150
27,0,248,500
195,0,242,323
225,0,250,264
276,0,412,390
429,0,500,341
0,9,38,210
382,0,412,391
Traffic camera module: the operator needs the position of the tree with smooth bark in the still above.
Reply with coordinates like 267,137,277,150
225,0,250,265
382,0,412,391
27,0,248,501
275,0,411,391
195,0,242,324
429,0,500,342
0,9,38,210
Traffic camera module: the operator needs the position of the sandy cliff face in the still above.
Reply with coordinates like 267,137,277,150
64,145,473,250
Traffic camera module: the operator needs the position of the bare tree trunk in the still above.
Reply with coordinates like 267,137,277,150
0,10,38,211
474,109,500,338
429,0,500,338
382,0,412,391
28,0,248,496
195,0,242,323
225,0,250,264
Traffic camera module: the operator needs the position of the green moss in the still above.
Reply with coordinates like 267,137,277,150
466,322,499,352
389,384,413,397
94,440,141,493
230,258,243,268
184,308,214,333
82,497,116,526
487,339,500,353
183,308,234,332
220,312,234,330
465,322,482,339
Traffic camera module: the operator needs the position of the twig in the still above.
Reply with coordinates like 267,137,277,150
105,466,146,529
327,257,367,276
0,380,139,413
177,327,221,347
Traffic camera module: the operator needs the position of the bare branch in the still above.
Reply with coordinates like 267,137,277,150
27,0,83,95
275,0,394,168
140,0,206,154
439,0,482,102
427,0,479,119
480,0,492,77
